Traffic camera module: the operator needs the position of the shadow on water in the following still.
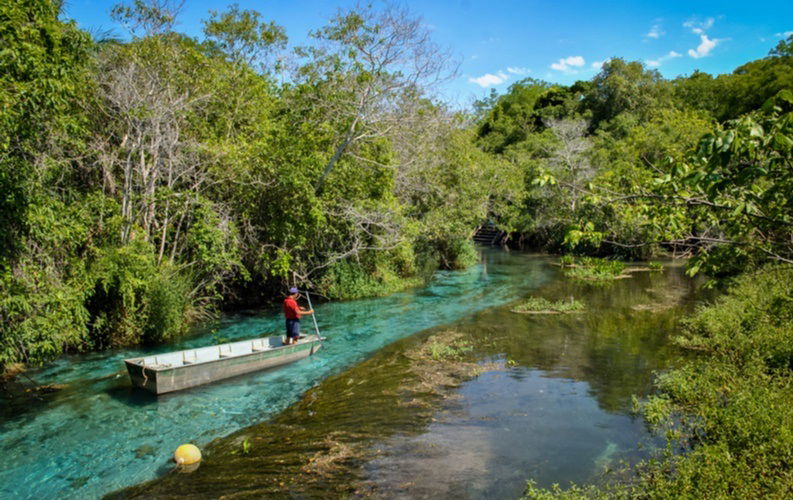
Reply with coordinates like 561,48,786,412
105,385,160,409
114,262,706,499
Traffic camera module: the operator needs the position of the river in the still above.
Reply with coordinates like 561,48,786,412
0,250,701,498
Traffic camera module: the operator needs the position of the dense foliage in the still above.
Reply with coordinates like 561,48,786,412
477,39,793,272
0,1,514,367
1,0,791,386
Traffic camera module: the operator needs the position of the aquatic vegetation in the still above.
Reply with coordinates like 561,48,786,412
512,296,585,314
560,257,627,284
405,332,491,393
425,338,474,361
116,329,499,497
527,265,793,498
648,261,663,271
559,255,576,267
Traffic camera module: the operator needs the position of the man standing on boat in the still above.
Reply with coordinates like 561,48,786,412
283,287,314,345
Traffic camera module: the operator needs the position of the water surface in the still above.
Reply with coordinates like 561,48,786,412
117,257,702,498
1,250,554,499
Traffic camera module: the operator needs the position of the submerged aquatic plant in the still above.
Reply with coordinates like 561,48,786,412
426,339,473,361
512,296,585,314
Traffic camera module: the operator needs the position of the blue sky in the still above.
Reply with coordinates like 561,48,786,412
62,0,792,107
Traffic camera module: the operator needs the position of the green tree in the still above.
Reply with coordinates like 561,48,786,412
721,35,793,120
583,58,667,129
202,3,287,70
476,78,555,153
293,3,456,194
0,0,92,267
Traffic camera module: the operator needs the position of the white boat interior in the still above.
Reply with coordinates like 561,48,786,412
129,335,310,370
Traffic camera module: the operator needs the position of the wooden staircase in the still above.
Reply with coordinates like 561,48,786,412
473,223,503,246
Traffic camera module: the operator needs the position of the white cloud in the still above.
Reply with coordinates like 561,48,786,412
591,59,609,69
775,30,793,38
645,24,664,39
684,17,715,35
550,56,585,72
469,71,509,88
468,67,531,87
688,35,718,58
682,18,720,59
646,50,682,67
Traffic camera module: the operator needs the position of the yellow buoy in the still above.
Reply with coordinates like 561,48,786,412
173,444,202,466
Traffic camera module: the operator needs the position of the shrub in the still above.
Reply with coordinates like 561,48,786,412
438,238,479,270
142,273,190,344
318,258,424,300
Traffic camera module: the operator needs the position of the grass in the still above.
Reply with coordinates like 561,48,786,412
512,297,585,314
559,256,627,284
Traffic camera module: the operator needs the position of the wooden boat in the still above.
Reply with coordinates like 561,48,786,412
124,334,323,394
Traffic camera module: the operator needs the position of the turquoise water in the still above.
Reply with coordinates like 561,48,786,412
0,250,552,499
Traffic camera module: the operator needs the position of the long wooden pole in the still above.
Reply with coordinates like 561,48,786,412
304,290,322,342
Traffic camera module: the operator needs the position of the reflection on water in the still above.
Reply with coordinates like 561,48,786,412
363,372,647,499
1,250,554,499
357,267,700,498
116,260,703,499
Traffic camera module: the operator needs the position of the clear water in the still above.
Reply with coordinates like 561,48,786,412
0,249,553,499
363,371,650,498
355,263,701,498
119,255,701,499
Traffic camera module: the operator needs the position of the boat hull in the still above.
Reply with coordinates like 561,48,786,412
125,337,321,394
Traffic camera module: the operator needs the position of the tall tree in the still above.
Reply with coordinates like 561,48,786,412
543,119,593,213
202,3,287,71
110,0,185,38
293,3,456,194
583,58,666,129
